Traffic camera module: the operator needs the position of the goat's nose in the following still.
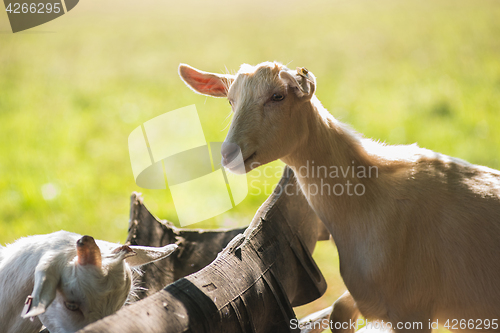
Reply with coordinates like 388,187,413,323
221,142,240,167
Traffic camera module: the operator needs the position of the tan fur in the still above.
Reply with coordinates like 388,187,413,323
179,62,500,332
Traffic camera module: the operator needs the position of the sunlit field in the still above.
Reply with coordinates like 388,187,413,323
1,0,499,330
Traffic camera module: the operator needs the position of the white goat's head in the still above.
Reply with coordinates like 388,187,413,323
179,62,316,173
23,235,177,333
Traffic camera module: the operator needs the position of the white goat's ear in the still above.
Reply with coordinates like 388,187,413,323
124,244,178,268
179,64,234,98
279,67,316,99
23,254,60,319
76,235,102,268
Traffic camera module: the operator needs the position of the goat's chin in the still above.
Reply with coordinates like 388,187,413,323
244,153,263,173
223,151,259,174
225,164,246,174
224,161,260,174
225,160,255,174
245,161,261,173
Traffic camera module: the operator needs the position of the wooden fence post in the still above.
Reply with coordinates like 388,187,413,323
77,167,328,333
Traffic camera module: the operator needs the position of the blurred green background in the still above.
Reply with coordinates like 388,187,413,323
1,0,499,328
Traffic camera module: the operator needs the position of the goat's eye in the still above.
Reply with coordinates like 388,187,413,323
271,93,285,102
228,100,232,106
65,301,79,311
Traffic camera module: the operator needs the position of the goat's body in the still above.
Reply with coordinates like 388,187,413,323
284,97,500,328
0,231,79,333
179,61,500,331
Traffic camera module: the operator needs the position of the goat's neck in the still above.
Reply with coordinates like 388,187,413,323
281,97,379,229
282,97,373,183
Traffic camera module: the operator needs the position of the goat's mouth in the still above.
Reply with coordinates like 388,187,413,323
223,151,257,174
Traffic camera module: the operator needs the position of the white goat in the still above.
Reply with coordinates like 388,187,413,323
179,62,500,332
0,230,177,333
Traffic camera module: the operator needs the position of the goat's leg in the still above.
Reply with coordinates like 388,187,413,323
330,291,360,333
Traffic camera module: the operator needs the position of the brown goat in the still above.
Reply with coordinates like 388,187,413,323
179,61,500,332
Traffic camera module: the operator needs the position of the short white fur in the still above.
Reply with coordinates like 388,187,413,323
0,230,177,333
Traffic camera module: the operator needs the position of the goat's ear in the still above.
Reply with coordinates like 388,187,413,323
124,244,178,268
23,254,60,319
179,64,234,98
279,67,316,100
76,235,102,268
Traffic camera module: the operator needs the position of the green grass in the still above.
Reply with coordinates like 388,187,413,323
1,0,500,328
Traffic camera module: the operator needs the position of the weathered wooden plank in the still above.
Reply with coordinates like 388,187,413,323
78,167,327,333
126,192,246,299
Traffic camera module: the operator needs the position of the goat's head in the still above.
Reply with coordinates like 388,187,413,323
23,235,177,333
179,62,316,173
